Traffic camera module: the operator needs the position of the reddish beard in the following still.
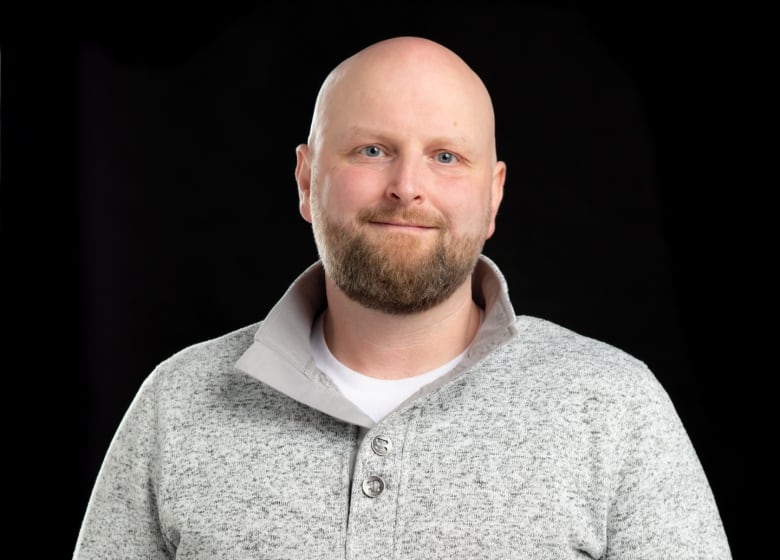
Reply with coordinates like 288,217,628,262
312,203,485,314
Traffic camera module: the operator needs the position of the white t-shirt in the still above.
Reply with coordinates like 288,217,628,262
309,312,470,422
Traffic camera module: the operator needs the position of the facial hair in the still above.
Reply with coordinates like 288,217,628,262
312,203,486,314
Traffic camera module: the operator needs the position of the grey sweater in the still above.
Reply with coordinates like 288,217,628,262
74,257,731,559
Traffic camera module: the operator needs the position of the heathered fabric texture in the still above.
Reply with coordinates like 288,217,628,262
74,257,731,559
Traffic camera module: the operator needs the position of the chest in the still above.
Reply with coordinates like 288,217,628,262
156,389,609,559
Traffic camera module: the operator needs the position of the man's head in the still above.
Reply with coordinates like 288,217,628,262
295,36,506,314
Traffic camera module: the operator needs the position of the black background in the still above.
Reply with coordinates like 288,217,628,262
2,3,758,557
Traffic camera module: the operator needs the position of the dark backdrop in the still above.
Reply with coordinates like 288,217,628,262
2,3,754,557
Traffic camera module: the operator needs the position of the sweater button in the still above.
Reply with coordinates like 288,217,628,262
371,435,392,456
362,475,385,498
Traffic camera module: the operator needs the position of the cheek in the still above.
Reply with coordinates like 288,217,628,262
432,177,493,229
319,166,384,213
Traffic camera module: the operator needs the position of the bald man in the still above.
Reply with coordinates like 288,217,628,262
74,37,731,559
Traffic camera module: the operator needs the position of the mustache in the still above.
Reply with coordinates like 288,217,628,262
357,205,447,229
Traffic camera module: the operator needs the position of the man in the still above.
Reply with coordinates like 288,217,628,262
74,36,731,558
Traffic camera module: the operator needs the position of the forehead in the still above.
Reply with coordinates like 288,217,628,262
307,39,498,160
318,57,494,150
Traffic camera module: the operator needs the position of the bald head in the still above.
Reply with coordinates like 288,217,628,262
307,36,498,164
294,36,507,315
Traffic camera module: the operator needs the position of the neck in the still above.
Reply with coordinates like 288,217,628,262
322,277,481,380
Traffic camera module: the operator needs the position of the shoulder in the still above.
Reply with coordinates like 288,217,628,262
143,321,263,398
489,315,666,406
475,316,689,457
514,315,648,370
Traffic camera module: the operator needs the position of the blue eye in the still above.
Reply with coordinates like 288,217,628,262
360,145,384,157
436,151,457,164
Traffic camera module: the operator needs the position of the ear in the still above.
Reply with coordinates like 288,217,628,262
295,144,313,223
485,160,506,239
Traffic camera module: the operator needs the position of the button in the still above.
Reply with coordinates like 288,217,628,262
371,435,392,456
362,475,385,498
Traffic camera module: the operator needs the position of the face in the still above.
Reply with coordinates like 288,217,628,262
295,39,506,314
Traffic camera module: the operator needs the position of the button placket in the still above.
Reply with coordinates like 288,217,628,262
346,423,412,558
359,434,393,500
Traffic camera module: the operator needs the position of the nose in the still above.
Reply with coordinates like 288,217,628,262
385,154,425,205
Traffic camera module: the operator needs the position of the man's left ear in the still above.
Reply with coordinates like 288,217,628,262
486,161,506,239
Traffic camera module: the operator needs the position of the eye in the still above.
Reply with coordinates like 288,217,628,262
435,151,458,164
359,145,385,158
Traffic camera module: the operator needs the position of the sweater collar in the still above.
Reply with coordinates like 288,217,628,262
235,255,518,427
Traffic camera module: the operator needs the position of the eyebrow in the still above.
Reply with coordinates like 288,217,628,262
344,126,472,151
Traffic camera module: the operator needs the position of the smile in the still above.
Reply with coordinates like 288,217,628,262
370,221,437,231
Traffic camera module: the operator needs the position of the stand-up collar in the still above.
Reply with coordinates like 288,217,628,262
235,255,518,427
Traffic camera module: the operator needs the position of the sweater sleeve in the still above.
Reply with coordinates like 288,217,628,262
605,368,732,559
73,372,171,559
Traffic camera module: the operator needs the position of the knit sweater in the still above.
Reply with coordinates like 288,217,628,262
74,256,731,559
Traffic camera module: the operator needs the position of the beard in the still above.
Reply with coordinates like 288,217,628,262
312,203,486,314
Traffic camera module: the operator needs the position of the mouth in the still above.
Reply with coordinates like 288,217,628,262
359,206,445,232
369,220,438,231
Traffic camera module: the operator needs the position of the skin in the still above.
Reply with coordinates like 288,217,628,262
295,36,506,379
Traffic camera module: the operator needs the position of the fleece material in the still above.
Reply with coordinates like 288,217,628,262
74,256,731,559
